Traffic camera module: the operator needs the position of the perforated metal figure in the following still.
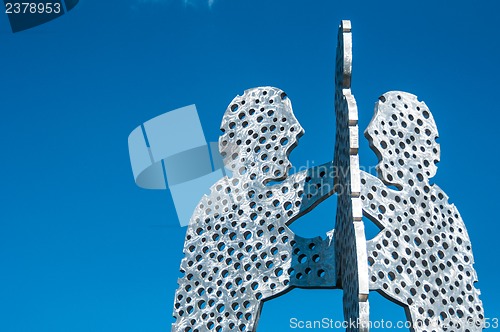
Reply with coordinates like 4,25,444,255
172,87,338,332
360,91,484,331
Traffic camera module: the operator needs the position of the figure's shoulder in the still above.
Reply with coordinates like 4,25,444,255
188,176,233,227
429,183,450,203
429,183,463,219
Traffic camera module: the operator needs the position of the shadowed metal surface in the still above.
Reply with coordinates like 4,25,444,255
361,91,484,331
333,20,370,332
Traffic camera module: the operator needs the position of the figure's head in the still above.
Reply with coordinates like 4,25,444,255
219,87,304,184
365,91,440,187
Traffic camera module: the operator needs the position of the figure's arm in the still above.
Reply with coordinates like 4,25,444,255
359,170,394,231
286,161,335,224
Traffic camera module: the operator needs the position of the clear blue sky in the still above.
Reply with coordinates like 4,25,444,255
0,0,498,331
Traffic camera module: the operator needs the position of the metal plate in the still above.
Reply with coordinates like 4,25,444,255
361,91,484,331
171,86,338,332
333,20,370,332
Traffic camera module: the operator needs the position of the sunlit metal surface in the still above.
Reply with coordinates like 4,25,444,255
171,86,338,332
167,19,485,332
361,91,484,331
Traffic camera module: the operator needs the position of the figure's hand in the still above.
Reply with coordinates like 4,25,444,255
287,161,336,225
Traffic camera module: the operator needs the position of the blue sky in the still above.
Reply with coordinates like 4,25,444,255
0,0,499,331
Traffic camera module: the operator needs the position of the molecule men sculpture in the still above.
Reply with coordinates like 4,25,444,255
166,20,484,332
